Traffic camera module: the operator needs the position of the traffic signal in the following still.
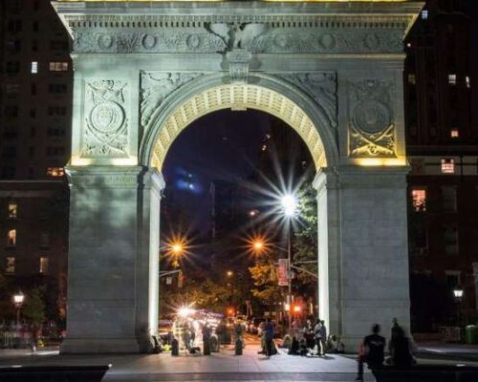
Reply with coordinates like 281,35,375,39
178,270,184,288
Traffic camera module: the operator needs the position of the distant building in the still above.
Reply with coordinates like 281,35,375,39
405,0,478,331
0,0,71,322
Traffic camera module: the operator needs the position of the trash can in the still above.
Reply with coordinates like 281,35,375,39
465,325,478,344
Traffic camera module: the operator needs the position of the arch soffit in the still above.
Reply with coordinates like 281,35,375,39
142,74,338,172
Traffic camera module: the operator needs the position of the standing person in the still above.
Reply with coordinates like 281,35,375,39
314,319,323,356
263,318,275,357
356,324,386,381
389,326,414,367
319,320,327,356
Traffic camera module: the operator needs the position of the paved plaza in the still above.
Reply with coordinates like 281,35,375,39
0,343,371,382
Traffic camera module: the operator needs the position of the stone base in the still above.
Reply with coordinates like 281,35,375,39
60,338,140,354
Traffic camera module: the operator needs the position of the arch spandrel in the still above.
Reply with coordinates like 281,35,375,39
145,80,337,172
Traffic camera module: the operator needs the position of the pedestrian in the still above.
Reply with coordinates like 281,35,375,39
319,320,327,356
389,326,414,367
202,322,212,355
356,323,386,381
263,318,275,357
313,319,323,356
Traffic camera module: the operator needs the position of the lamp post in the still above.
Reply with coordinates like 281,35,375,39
281,194,298,330
453,287,464,329
12,291,25,325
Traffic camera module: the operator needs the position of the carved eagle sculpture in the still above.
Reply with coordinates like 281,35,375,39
205,22,268,52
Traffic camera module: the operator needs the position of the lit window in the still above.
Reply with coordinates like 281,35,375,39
49,62,68,72
47,167,65,177
466,76,471,89
448,74,457,85
421,10,429,20
450,128,459,138
7,230,17,246
412,189,427,212
39,257,49,274
406,43,412,48
40,233,50,247
6,257,15,274
262,144,267,152
8,202,18,218
441,159,455,174
31,61,38,74
408,74,416,85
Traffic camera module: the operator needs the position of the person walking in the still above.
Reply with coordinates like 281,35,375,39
263,318,275,358
356,324,386,381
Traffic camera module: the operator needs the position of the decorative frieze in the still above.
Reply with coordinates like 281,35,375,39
140,72,203,129
348,80,396,158
277,73,337,129
83,80,130,158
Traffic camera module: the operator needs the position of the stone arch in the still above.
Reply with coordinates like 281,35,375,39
140,74,339,171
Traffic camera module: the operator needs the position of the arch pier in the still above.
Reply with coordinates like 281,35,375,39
53,1,423,353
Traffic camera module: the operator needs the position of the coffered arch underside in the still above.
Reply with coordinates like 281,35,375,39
150,84,327,171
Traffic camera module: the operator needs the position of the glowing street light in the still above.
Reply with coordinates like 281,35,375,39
281,194,298,218
12,291,24,325
226,270,233,277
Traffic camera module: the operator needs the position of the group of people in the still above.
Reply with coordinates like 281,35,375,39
356,318,416,381
287,317,344,357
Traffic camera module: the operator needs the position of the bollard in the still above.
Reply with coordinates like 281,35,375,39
171,338,179,356
210,335,219,352
235,338,243,356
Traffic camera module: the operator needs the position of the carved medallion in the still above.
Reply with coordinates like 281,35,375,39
348,80,396,157
186,34,201,49
318,34,336,50
83,80,129,157
142,34,157,50
98,34,114,50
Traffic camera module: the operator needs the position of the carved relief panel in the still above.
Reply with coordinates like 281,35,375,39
348,80,396,158
83,80,130,158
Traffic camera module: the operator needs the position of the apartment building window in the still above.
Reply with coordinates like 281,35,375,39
7,40,22,52
48,84,67,94
444,225,459,255
3,147,17,159
8,202,18,218
411,189,427,212
6,257,15,274
28,147,35,158
47,106,67,116
5,83,20,95
40,233,50,248
6,62,20,74
1,167,16,179
46,147,66,157
5,106,19,118
445,271,461,288
31,61,38,74
7,230,17,247
30,109,36,118
448,74,457,85
50,40,69,51
49,62,69,72
451,128,459,138
32,40,38,52
421,10,429,20
32,21,39,32
47,127,65,138
7,20,22,33
39,257,49,274
34,1,40,11
466,76,471,89
408,74,416,85
442,186,457,212
31,83,37,95
441,159,455,174
47,167,65,177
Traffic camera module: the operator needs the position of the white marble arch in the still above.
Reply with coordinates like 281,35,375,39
54,1,423,354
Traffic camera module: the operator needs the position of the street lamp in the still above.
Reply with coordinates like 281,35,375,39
12,291,25,325
280,193,298,331
453,287,464,328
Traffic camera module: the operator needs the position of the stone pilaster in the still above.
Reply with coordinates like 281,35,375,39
60,166,164,354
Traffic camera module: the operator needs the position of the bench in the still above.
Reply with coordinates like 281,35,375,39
373,365,478,382
0,365,111,382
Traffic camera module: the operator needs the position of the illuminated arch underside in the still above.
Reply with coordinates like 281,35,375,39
151,84,327,171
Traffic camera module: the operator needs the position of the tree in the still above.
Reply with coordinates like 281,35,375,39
22,287,46,328
249,256,283,304
291,183,318,295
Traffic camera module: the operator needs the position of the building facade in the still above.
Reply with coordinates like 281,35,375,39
405,0,478,332
0,0,71,324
